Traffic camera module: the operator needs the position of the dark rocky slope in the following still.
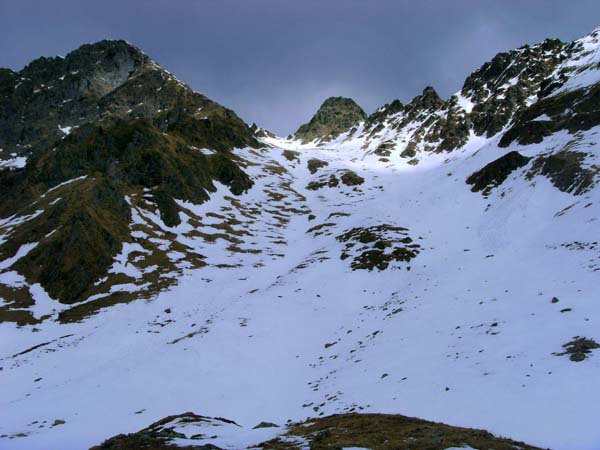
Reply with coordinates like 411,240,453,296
0,40,258,322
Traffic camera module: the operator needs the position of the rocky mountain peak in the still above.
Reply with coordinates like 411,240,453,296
0,40,258,313
406,86,444,112
0,38,257,159
17,40,152,103
294,96,367,143
320,96,364,109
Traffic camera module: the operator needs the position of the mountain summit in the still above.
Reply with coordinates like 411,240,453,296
0,39,257,317
294,96,367,143
0,39,257,159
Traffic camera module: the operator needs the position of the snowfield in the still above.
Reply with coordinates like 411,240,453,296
1,122,599,450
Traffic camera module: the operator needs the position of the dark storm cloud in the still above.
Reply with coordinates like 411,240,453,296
1,0,600,135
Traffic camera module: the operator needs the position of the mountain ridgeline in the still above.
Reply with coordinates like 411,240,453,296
295,37,568,149
291,30,600,194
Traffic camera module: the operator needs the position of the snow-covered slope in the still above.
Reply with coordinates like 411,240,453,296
2,27,600,450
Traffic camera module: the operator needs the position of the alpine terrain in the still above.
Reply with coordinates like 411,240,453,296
1,25,600,450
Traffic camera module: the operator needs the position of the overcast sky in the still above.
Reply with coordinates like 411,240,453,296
1,1,600,135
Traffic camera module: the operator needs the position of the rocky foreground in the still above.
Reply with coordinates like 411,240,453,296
91,412,542,450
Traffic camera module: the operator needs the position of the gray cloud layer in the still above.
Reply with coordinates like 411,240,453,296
1,0,599,135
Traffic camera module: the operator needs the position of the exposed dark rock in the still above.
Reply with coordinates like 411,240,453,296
0,40,257,161
306,169,364,191
90,413,235,450
430,96,471,151
91,433,220,450
467,151,532,195
408,86,444,112
346,36,569,161
337,225,421,271
367,87,471,155
554,337,600,362
295,97,366,143
538,34,598,97
365,100,403,128
527,150,597,195
306,174,339,191
462,39,566,137
373,141,394,157
340,170,364,186
359,38,567,158
400,142,417,158
281,149,300,162
307,158,329,174
500,82,600,148
252,124,276,139
253,422,279,429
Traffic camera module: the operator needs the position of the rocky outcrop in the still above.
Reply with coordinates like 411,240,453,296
90,412,541,450
294,97,366,143
90,412,232,450
462,38,566,137
499,81,600,148
527,150,597,195
467,151,532,196
337,225,421,271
